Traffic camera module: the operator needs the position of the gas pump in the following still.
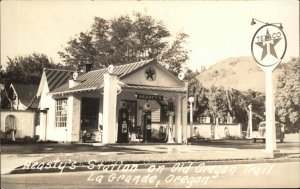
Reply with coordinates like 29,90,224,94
142,103,152,143
117,101,129,143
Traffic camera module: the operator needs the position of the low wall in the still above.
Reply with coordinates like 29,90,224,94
132,123,242,141
191,123,242,139
0,110,37,138
189,123,212,138
216,124,242,139
151,123,168,140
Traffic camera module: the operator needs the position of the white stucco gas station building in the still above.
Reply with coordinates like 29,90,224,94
36,59,189,143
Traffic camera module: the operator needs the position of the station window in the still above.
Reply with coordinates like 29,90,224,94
55,98,68,127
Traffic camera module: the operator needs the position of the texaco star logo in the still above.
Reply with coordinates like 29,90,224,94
145,67,156,81
251,24,287,67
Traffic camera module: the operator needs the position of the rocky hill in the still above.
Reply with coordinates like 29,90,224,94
197,56,283,92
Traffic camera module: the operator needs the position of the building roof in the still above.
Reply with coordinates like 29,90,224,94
44,68,74,92
11,83,39,109
50,59,154,94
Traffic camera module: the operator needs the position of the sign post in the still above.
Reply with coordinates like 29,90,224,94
188,96,194,139
251,22,287,153
264,68,277,152
247,104,253,139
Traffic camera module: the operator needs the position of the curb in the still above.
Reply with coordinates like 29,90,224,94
8,157,300,175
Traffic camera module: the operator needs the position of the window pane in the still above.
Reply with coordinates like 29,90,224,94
55,99,67,127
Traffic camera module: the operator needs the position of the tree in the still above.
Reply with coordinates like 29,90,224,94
58,12,188,72
160,32,190,74
188,77,265,130
1,53,70,109
275,57,300,132
186,69,208,118
206,86,229,123
185,67,266,131
4,53,68,85
58,32,98,69
230,89,265,130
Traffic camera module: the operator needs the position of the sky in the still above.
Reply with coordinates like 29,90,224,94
1,0,299,71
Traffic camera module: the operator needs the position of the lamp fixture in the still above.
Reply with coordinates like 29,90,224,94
251,18,267,25
251,18,284,30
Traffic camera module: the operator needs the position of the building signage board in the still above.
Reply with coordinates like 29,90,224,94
251,23,287,153
136,94,163,101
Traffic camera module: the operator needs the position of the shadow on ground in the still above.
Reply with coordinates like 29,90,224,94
191,140,300,150
0,143,152,154
1,140,299,154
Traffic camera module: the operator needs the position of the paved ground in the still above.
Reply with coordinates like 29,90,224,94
1,138,299,175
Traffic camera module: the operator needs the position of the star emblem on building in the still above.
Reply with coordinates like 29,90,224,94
255,29,281,61
145,67,156,81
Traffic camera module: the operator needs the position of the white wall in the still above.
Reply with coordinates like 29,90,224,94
0,110,36,138
191,123,242,139
67,95,81,142
217,124,242,138
37,80,50,140
47,91,101,142
38,81,70,142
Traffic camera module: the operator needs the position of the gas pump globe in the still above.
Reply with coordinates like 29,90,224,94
167,98,175,112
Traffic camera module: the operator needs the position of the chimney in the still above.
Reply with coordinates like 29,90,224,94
85,63,92,73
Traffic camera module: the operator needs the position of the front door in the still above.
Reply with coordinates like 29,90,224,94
81,97,99,142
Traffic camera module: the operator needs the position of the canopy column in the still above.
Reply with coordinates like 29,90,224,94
102,73,118,143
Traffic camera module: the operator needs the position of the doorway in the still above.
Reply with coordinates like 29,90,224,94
81,97,99,142
5,115,16,139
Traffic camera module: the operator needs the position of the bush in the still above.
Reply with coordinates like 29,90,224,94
34,135,40,141
0,137,15,144
1,135,40,144
0,130,6,139
19,136,39,143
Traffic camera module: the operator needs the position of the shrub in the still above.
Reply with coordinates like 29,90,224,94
0,130,6,139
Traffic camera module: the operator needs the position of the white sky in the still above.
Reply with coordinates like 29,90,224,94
1,0,299,71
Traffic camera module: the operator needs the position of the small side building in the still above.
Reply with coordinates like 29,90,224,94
0,84,40,139
10,83,39,110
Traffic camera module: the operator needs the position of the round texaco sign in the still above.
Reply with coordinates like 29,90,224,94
251,24,287,67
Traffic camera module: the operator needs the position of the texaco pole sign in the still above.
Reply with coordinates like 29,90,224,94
251,24,287,68
251,23,287,153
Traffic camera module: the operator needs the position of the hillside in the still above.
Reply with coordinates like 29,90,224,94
197,56,283,92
